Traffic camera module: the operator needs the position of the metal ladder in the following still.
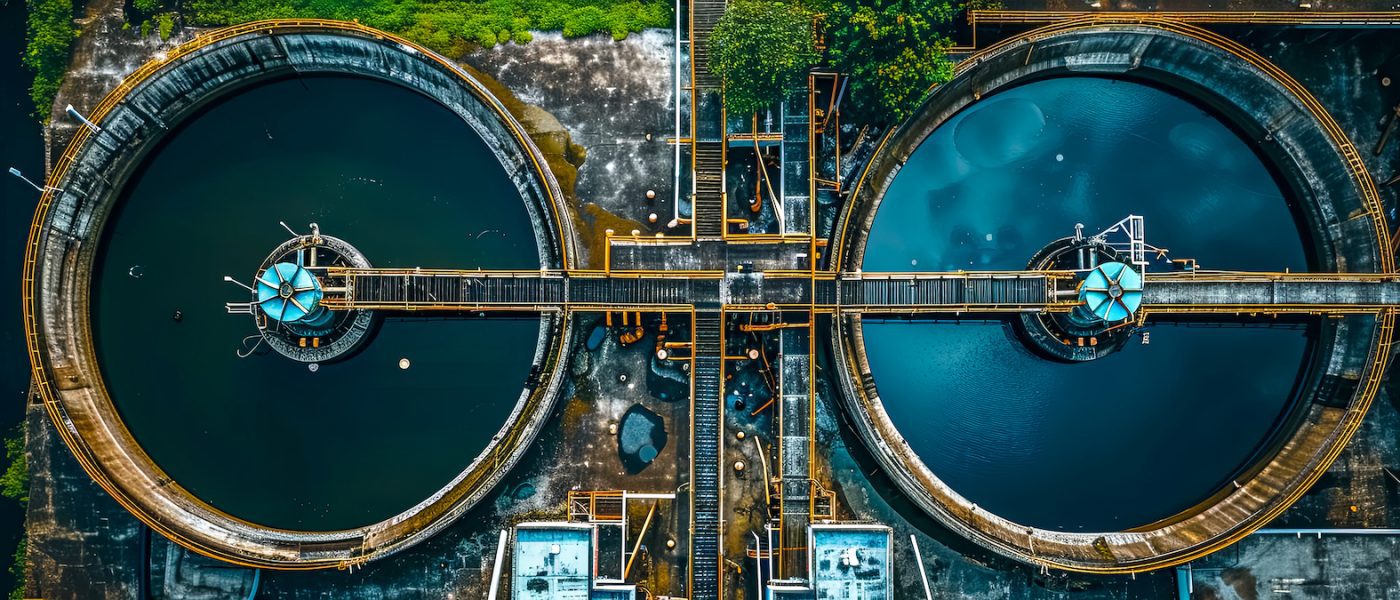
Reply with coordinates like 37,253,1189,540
690,312,723,599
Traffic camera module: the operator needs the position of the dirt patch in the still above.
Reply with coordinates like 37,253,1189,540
1222,567,1259,600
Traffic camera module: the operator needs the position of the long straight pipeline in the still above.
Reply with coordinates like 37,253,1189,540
673,0,682,225
751,532,764,600
487,529,508,600
910,535,933,600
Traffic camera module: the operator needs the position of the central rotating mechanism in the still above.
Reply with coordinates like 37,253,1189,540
256,262,330,327
1079,261,1144,323
1016,215,1166,362
225,223,376,363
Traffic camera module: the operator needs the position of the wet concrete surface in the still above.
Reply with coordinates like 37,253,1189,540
45,0,193,165
465,31,679,239
22,402,143,600
1186,533,1400,600
721,324,780,599
726,146,786,234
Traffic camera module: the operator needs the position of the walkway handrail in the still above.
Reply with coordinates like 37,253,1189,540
1145,270,1400,282
970,10,1400,25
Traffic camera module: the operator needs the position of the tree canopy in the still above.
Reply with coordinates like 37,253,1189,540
0,426,26,506
709,0,819,115
817,0,958,123
24,0,78,118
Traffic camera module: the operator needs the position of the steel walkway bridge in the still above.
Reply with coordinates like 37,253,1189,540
968,10,1400,27
320,267,1400,316
775,323,814,581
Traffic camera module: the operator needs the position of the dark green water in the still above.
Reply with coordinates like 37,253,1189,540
1,0,43,593
863,78,1311,531
94,76,542,531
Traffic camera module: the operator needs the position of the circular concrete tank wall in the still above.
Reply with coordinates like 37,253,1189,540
829,17,1393,573
23,22,576,568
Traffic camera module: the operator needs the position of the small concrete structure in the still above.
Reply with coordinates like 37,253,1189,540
511,523,636,600
767,524,893,600
809,525,892,600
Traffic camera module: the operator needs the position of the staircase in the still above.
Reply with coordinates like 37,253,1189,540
693,142,725,239
692,0,725,89
690,313,723,599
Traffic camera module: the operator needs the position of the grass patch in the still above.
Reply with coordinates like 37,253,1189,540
185,0,673,55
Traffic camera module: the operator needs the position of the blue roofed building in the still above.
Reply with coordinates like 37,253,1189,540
510,523,636,600
810,525,892,599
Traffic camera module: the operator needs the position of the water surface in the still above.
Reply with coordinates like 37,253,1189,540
863,78,1311,530
95,76,542,530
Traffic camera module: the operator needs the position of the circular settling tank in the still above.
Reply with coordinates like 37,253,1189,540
861,77,1310,531
94,75,539,530
24,23,574,568
830,19,1392,573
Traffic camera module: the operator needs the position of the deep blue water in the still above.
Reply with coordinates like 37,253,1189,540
863,78,1311,531
94,76,542,530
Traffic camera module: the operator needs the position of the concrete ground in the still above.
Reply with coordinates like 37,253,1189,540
44,0,193,165
1186,534,1400,600
465,31,681,241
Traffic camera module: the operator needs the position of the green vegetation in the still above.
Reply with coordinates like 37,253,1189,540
706,0,962,124
816,0,958,123
0,426,26,509
1,426,26,600
23,0,78,119
184,0,672,54
24,0,670,115
709,0,818,115
156,13,176,39
125,0,180,42
7,537,24,600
